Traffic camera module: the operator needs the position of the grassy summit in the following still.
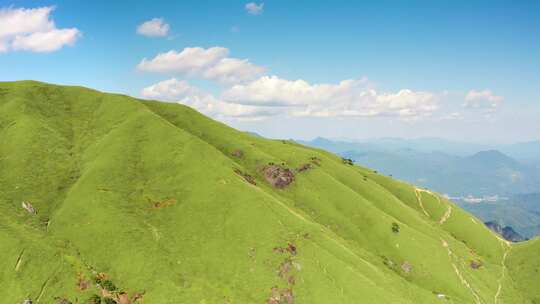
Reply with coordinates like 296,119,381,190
0,81,538,303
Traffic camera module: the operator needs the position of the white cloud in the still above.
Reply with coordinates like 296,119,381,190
0,6,80,53
464,89,503,111
141,78,279,121
202,58,265,84
222,76,438,119
245,2,264,15
138,47,228,74
137,47,265,84
11,28,79,52
136,18,170,37
141,77,197,101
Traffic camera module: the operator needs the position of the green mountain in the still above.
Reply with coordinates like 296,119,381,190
1,81,539,304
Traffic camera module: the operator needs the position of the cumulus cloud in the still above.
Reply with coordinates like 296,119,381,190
137,47,446,121
137,47,265,84
11,28,80,52
136,18,169,37
222,76,438,119
464,89,503,111
141,75,443,121
138,47,228,74
245,2,264,15
141,78,278,120
0,6,80,53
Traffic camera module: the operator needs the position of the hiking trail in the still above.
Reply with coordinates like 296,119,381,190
494,244,511,304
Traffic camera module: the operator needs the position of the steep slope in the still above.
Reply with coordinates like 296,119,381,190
0,81,537,303
506,238,540,303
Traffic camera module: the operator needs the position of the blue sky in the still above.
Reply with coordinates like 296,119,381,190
1,0,539,143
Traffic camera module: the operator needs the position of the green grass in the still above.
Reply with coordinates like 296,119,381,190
0,80,538,303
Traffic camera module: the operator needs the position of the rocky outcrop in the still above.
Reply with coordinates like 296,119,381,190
263,165,295,189
484,221,526,242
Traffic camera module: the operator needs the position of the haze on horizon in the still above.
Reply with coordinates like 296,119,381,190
1,0,539,144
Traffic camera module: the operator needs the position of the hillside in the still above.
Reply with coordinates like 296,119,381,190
0,81,539,304
301,138,540,239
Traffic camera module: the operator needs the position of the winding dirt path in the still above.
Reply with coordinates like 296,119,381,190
415,188,453,224
414,188,430,217
441,239,483,304
14,249,25,271
439,205,452,225
494,245,511,304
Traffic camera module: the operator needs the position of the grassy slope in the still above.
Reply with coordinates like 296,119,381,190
0,81,537,303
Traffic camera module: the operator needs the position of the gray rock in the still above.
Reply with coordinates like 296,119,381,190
21,201,36,214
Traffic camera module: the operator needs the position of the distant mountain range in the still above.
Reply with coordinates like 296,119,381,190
300,137,540,196
300,137,540,238
302,137,540,164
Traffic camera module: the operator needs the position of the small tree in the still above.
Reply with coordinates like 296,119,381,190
391,222,400,233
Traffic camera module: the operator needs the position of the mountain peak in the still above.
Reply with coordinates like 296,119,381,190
468,149,517,164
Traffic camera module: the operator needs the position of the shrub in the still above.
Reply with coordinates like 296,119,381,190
341,158,354,165
391,222,400,233
101,279,117,291
88,295,101,304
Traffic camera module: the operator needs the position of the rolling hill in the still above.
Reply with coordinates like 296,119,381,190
0,81,539,304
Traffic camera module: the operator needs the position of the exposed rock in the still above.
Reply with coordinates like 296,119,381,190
470,260,482,269
296,163,312,173
117,292,131,304
267,286,281,304
77,276,89,291
436,294,447,299
401,262,412,273
132,292,144,302
281,288,294,304
231,150,244,158
21,201,36,214
22,300,32,304
54,298,72,304
278,260,292,278
286,243,297,256
266,287,295,304
234,168,257,185
263,165,294,188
